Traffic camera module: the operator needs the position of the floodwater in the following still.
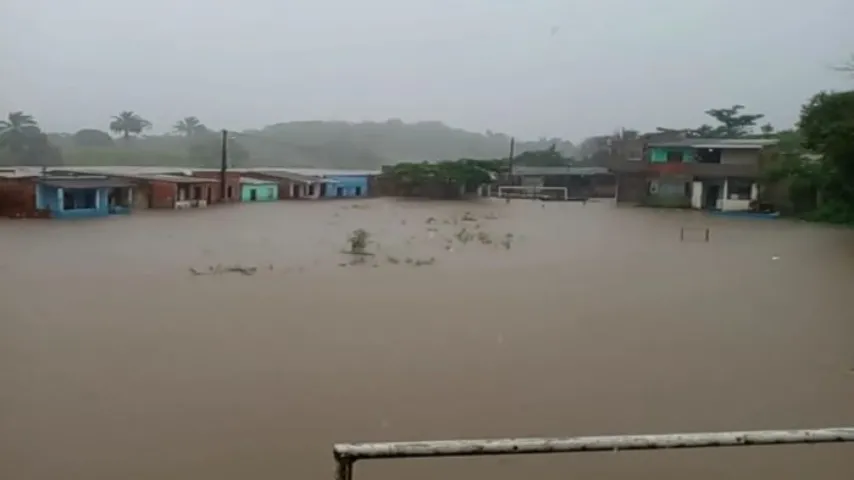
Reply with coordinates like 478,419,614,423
1,198,853,480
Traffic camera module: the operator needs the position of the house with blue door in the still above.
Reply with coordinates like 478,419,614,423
36,176,134,218
322,174,369,198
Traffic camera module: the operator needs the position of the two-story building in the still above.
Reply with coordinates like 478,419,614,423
611,137,778,211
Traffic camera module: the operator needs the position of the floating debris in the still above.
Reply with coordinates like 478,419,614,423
500,233,514,250
426,216,436,224
477,231,493,245
455,228,475,244
386,255,400,264
414,257,436,266
189,264,258,276
461,212,477,222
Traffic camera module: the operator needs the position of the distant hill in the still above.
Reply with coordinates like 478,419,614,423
3,120,576,169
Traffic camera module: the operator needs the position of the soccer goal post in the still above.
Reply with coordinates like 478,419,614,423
497,185,568,200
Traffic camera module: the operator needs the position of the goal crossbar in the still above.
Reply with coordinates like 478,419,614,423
333,427,854,480
497,185,568,200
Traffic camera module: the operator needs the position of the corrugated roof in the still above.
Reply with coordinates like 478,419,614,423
247,171,328,184
512,165,612,176
239,177,278,185
39,178,134,189
647,138,779,149
130,174,218,184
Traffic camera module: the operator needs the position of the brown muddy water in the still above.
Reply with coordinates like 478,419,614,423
1,198,854,480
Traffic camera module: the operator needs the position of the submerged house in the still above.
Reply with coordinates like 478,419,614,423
323,174,369,198
36,175,134,218
241,170,328,199
125,174,220,209
611,137,778,211
239,177,279,202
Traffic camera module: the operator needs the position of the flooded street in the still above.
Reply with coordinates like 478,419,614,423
2,199,853,480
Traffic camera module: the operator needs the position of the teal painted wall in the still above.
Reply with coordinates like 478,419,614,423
241,184,278,201
650,147,695,163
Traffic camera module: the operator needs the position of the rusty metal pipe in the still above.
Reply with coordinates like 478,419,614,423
334,427,854,461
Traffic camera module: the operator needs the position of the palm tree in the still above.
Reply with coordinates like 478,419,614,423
173,116,207,137
0,111,41,153
109,111,151,140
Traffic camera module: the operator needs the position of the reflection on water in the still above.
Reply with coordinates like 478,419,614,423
2,199,854,480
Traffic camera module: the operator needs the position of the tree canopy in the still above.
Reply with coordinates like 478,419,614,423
73,129,114,147
109,111,151,140
0,112,63,165
382,159,503,198
657,105,765,138
174,116,208,137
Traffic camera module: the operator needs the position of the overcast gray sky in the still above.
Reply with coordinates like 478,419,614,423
2,0,853,141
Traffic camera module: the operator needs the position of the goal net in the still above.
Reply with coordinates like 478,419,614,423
497,185,568,201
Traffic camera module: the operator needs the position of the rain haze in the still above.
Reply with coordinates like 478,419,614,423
2,0,854,138
2,2,854,480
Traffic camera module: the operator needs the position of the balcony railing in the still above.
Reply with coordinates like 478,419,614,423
333,427,854,480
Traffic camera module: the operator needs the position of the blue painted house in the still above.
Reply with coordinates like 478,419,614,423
36,177,134,218
323,175,369,198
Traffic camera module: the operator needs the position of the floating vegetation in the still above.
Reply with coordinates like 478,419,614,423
347,228,371,255
455,227,475,244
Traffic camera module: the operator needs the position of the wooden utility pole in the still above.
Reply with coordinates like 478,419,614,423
220,129,228,201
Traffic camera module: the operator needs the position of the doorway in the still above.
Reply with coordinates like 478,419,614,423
704,184,721,210
336,187,344,197
207,187,212,204
354,186,362,196
249,189,257,201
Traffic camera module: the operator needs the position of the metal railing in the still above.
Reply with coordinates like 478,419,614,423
333,427,854,480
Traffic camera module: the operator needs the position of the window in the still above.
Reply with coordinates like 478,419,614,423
666,150,683,163
727,178,753,200
696,148,722,164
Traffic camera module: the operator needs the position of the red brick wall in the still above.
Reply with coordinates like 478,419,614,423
149,181,177,209
192,172,241,203
0,178,42,218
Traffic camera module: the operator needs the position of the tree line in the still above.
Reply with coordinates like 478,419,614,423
0,115,580,170
0,111,248,168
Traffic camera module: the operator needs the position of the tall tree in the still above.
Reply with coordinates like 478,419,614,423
799,91,854,188
0,112,63,166
657,105,765,138
173,116,207,137
0,111,41,153
704,105,765,137
109,111,151,140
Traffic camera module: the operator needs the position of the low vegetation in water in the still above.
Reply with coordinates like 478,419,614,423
347,228,371,255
